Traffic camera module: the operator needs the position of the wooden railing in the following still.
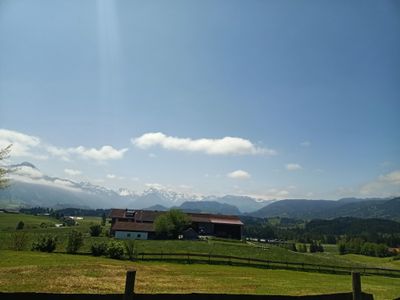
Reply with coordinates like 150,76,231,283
136,252,400,278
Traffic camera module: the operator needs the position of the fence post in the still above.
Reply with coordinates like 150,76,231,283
124,270,136,300
352,272,361,300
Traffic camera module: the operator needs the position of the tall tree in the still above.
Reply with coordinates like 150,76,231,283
0,145,12,189
154,209,190,239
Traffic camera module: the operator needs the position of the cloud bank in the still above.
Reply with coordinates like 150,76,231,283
132,132,276,155
0,129,128,162
360,170,400,197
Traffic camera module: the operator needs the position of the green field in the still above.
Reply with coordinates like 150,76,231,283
1,212,400,270
1,212,400,300
0,212,110,252
0,250,399,300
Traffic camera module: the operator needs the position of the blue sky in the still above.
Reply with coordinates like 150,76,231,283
0,0,399,200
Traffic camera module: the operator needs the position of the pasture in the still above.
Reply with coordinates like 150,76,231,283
1,212,400,300
0,250,399,300
1,212,400,270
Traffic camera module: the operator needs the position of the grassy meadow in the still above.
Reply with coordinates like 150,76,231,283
0,212,388,268
0,212,110,252
0,250,399,300
1,212,400,299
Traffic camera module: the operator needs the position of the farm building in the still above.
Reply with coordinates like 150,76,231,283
109,209,243,240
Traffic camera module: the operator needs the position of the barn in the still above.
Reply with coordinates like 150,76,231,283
109,209,243,240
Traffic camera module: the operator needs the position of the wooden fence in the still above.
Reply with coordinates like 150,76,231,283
0,271,374,300
135,252,400,278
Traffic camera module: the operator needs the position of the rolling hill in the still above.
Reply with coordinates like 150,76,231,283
250,197,400,221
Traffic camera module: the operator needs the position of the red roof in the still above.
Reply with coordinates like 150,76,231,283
109,209,127,218
109,209,243,226
188,213,243,225
209,217,243,225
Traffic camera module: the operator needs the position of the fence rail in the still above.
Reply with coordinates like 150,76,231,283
136,252,400,278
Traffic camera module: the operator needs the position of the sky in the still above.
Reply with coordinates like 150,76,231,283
0,0,399,200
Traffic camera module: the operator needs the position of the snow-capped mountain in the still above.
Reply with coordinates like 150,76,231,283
0,162,272,213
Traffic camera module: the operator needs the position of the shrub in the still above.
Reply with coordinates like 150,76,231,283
40,222,47,228
298,243,307,253
309,241,323,253
11,231,28,251
91,242,108,256
66,230,84,254
89,224,102,237
338,241,346,255
32,235,57,252
154,209,190,239
16,221,24,230
124,240,136,260
337,238,390,257
107,241,124,259
282,243,297,252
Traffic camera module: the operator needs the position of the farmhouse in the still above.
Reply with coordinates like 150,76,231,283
109,209,243,240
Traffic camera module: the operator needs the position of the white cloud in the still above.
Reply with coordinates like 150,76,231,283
379,170,400,185
246,188,290,200
64,168,81,176
359,170,400,197
48,145,128,161
53,179,75,187
286,163,302,171
227,170,251,180
106,173,125,180
46,146,70,161
69,145,128,161
13,166,43,178
300,141,311,147
145,183,166,190
276,190,289,197
132,132,276,156
0,128,128,162
0,129,47,159
10,169,82,193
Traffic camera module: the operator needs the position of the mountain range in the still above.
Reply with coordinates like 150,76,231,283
0,162,399,220
0,162,268,213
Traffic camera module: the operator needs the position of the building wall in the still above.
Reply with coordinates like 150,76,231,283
115,231,148,240
192,222,214,235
